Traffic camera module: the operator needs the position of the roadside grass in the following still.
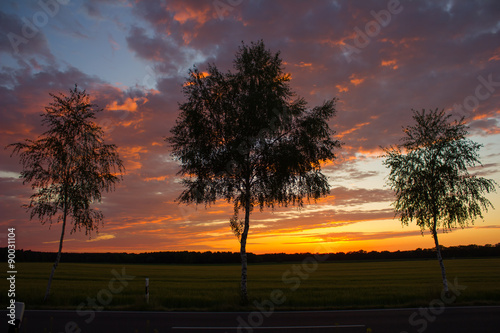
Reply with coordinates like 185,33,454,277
6,258,500,311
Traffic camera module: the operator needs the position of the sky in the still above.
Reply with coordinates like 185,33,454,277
0,0,499,255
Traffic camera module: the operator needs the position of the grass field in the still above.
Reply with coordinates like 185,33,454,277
6,258,500,311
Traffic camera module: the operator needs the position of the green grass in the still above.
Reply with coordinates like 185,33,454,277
5,258,500,311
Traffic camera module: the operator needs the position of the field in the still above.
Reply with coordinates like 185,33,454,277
6,258,500,311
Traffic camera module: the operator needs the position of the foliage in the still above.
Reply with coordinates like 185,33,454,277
383,108,497,233
169,39,340,224
8,85,124,235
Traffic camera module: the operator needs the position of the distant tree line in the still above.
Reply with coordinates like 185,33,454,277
3,243,499,265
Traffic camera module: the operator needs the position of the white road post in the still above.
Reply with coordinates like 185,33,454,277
7,302,24,332
145,278,149,304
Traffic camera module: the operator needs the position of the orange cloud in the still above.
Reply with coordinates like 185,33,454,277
107,97,141,112
336,84,349,93
349,74,365,86
118,146,149,172
337,122,370,139
472,113,488,121
163,2,215,43
356,147,385,157
296,62,313,68
381,59,398,70
488,47,500,61
319,38,346,48
144,175,170,182
171,6,212,25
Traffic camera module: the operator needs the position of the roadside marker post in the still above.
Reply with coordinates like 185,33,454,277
7,302,25,333
145,278,149,304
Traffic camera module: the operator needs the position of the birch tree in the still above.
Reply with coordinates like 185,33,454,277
383,108,497,293
8,85,124,301
168,41,340,302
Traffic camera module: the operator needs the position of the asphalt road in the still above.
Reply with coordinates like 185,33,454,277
4,306,500,333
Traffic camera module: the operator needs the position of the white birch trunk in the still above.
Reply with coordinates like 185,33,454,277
432,224,449,294
240,197,250,303
44,192,68,302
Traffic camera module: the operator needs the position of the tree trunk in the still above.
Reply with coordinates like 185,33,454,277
432,222,449,294
44,196,68,302
239,192,251,304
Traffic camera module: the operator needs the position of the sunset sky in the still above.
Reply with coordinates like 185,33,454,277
1,0,499,255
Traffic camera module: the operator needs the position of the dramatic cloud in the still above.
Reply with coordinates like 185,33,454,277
0,0,499,254
0,10,55,61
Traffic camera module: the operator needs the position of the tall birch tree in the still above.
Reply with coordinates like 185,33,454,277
383,108,497,293
8,86,124,301
168,41,340,302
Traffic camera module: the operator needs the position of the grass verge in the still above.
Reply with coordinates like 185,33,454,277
6,258,500,311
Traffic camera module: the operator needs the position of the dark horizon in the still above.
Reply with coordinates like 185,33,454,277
4,243,499,263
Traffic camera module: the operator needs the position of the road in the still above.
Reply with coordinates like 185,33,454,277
3,306,500,333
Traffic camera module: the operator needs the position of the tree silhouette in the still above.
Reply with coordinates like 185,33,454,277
383,108,497,293
8,85,124,301
168,41,341,302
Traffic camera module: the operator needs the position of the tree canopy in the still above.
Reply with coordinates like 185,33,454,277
384,109,496,231
170,41,339,211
